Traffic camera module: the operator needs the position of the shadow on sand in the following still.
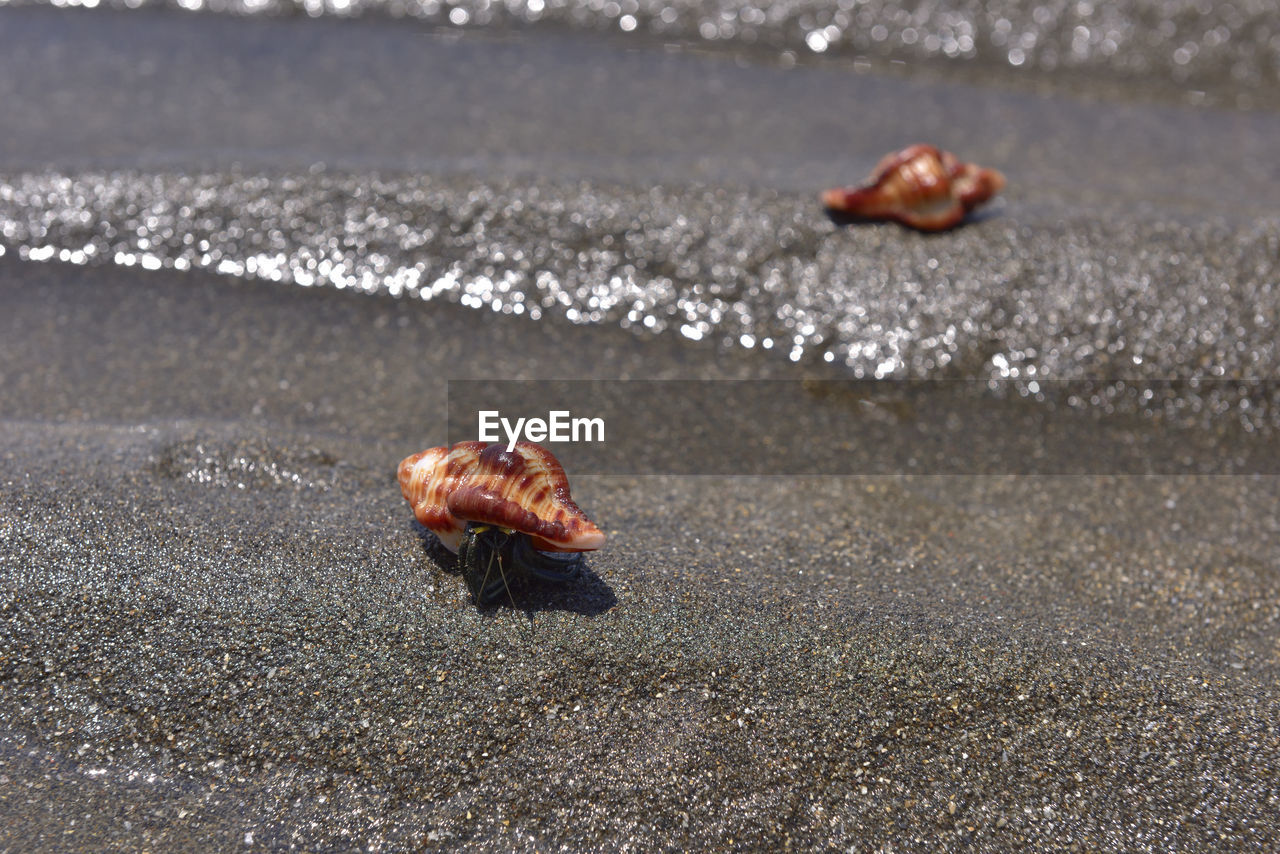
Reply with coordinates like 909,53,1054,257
413,524,618,617
823,207,1003,231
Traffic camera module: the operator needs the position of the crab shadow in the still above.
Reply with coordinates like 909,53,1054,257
413,525,618,616
824,207,1003,231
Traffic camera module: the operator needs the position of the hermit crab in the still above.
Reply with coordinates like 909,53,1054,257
822,143,1005,232
398,441,605,605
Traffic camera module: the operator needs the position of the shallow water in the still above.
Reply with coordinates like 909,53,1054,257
2,7,1279,430
5,0,1279,108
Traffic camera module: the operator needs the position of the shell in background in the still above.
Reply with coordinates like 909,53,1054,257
397,442,605,553
822,144,1005,231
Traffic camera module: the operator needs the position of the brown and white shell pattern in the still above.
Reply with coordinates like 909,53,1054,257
821,143,1006,232
397,444,472,552
398,441,605,553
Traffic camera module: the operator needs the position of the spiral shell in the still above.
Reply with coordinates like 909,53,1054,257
398,441,605,553
397,444,470,552
821,144,1005,232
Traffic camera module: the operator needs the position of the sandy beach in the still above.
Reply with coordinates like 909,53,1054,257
4,259,1279,851
2,4,1280,851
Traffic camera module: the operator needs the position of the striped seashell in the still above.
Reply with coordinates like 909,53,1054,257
398,441,605,554
821,144,1005,232
397,443,473,552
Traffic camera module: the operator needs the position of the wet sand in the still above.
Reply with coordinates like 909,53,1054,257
3,7,1277,208
2,260,1279,850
